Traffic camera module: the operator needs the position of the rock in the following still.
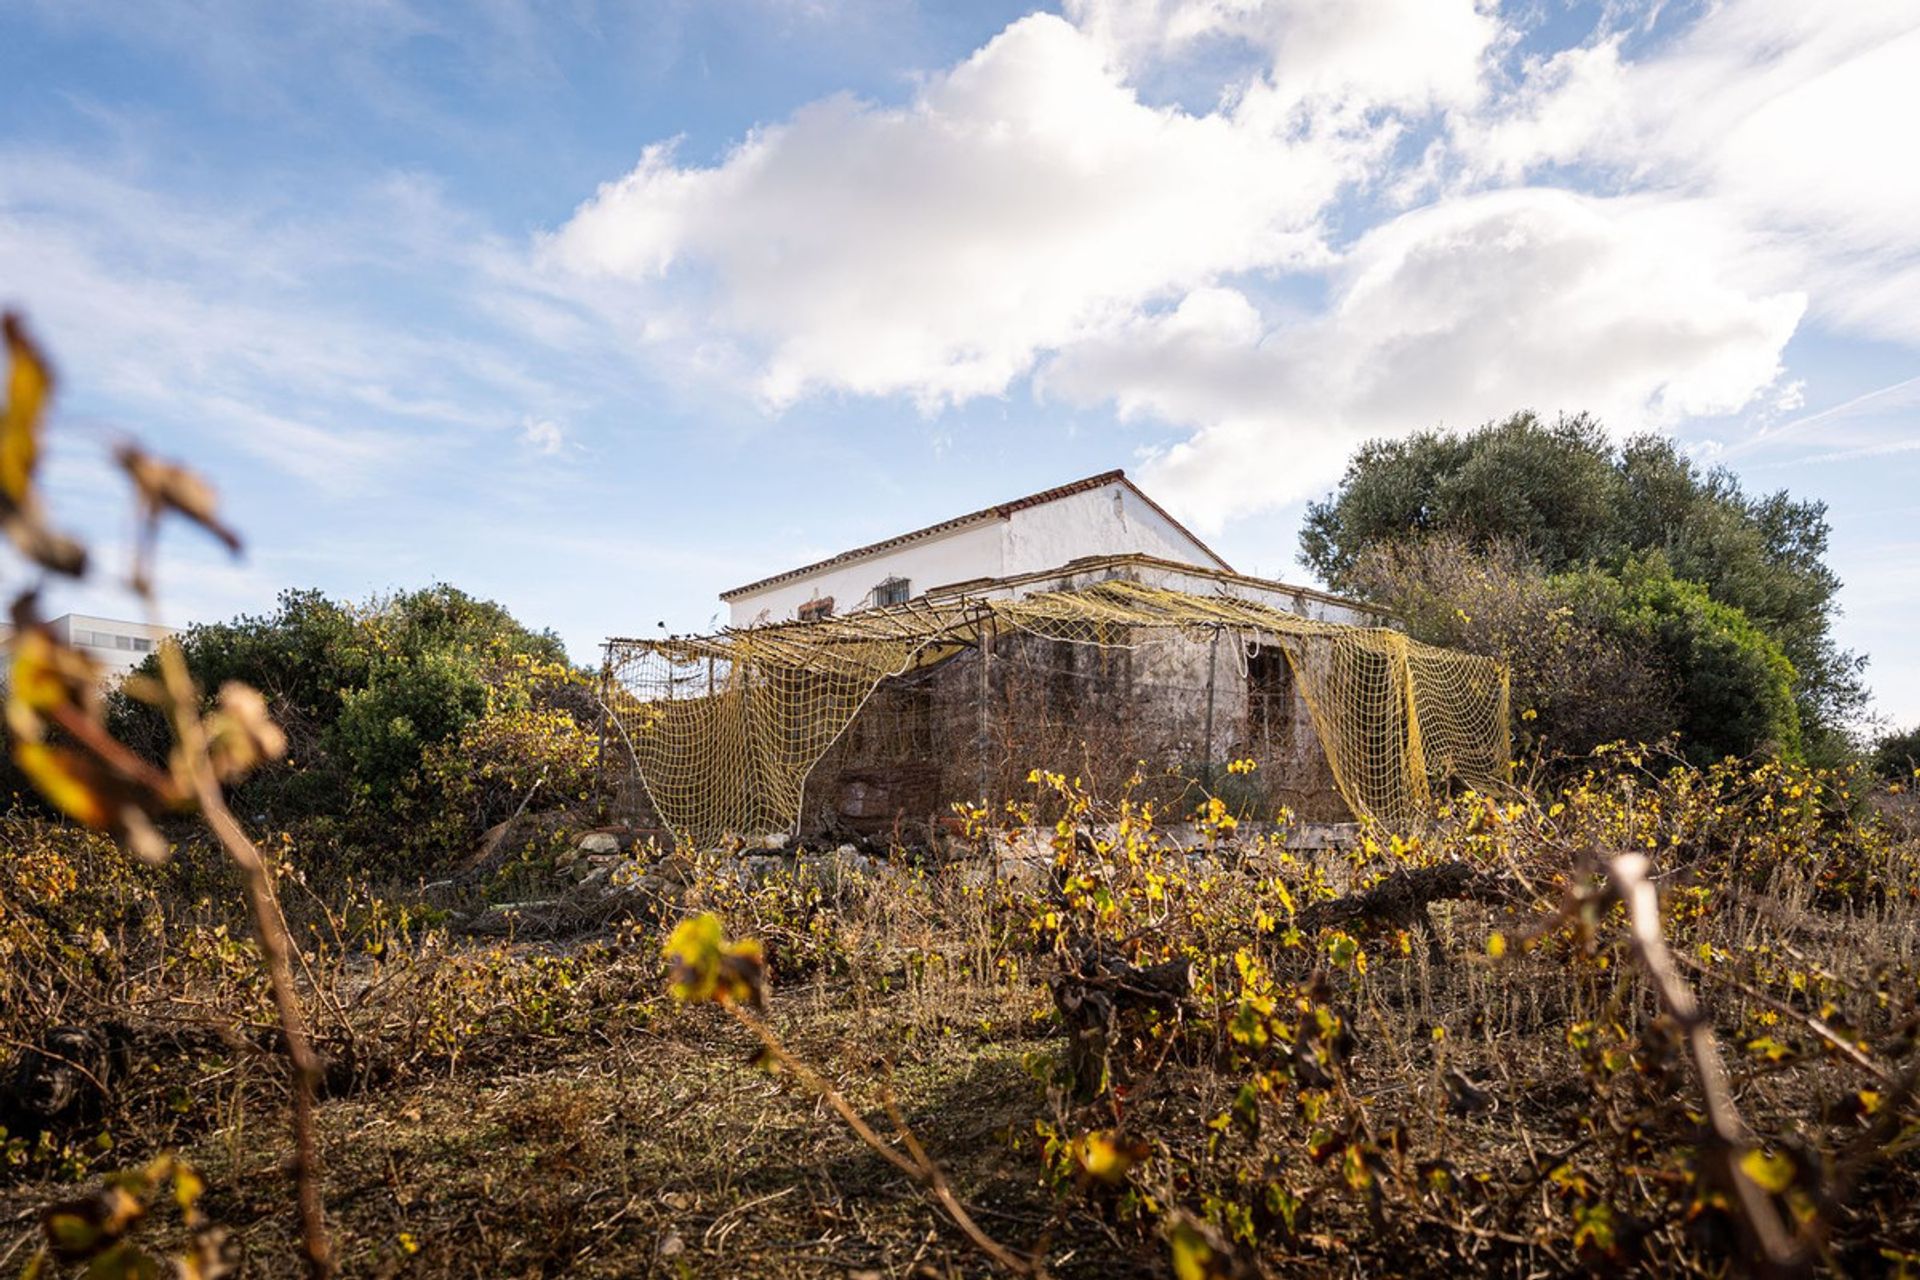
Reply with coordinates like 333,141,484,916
741,854,783,881
577,832,620,856
647,854,696,889
575,854,620,882
955,854,1050,893
758,831,789,851
636,872,684,908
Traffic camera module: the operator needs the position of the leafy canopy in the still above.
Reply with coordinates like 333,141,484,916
1300,411,1862,743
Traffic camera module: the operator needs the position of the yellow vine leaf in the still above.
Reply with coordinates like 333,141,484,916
1,312,50,506
1739,1147,1796,1195
12,741,113,829
1168,1223,1223,1280
663,913,767,1008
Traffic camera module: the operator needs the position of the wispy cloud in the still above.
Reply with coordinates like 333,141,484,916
1725,374,1920,462
521,417,565,455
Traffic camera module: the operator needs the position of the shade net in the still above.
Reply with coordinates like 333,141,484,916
604,580,1508,843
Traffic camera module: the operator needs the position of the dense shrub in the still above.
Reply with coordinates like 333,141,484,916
1566,556,1801,764
108,584,592,874
1352,538,1797,762
1348,537,1674,756
334,651,492,803
1873,723,1920,779
406,655,603,854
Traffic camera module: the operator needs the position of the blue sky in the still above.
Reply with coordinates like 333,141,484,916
1,0,1916,729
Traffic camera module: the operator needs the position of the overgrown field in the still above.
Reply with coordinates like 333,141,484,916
4,751,1920,1278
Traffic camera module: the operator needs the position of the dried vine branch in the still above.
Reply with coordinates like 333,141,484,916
728,1003,1037,1275
1,313,331,1277
1606,851,1808,1278
159,644,331,1278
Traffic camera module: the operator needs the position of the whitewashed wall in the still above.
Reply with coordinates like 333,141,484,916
1002,483,1226,575
722,477,1343,628
727,519,1006,626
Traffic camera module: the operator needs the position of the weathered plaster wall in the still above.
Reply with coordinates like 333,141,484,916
723,477,1247,625
1002,483,1225,576
726,519,1005,626
803,626,1351,839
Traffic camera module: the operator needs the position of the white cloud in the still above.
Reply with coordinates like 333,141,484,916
539,0,1914,532
1067,0,1504,113
1457,0,1920,343
521,416,565,454
546,12,1376,409
1044,189,1804,524
0,151,592,491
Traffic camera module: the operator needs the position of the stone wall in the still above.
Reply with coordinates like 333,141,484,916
800,626,1350,840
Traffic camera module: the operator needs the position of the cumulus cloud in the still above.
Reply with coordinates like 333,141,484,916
1067,0,1504,114
545,0,1916,525
1045,189,1804,524
1458,0,1920,343
547,12,1381,409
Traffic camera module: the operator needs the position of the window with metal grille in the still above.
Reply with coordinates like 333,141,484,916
873,577,911,607
1247,646,1297,753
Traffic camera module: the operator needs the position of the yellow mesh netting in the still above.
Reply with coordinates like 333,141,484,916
605,580,1508,842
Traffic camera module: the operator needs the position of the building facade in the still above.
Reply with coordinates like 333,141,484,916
47,613,174,677
720,470,1236,626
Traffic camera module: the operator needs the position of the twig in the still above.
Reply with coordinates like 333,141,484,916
158,639,331,1278
1677,953,1894,1085
1607,852,1807,1278
725,1003,1038,1275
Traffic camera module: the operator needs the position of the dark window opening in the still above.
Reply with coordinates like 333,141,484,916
1247,646,1296,754
874,577,911,607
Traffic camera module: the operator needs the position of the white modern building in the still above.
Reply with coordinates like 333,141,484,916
46,613,175,677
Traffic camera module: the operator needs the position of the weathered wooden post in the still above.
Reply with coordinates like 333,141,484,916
1201,624,1220,791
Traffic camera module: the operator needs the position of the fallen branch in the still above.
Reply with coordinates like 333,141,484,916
1297,861,1514,935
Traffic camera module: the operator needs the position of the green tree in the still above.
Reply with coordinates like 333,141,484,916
1301,411,1862,745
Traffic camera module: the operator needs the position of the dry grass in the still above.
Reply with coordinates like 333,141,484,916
5,755,1920,1277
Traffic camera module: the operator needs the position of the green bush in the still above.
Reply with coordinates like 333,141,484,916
1348,537,1675,758
334,652,491,803
1563,556,1801,764
1872,724,1920,779
1355,538,1801,764
106,584,590,874
1301,411,1862,744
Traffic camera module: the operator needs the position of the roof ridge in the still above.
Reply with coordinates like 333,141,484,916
718,469,1229,601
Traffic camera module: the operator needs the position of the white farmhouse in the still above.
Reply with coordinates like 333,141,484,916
608,469,1508,843
721,470,1235,626
720,469,1381,630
